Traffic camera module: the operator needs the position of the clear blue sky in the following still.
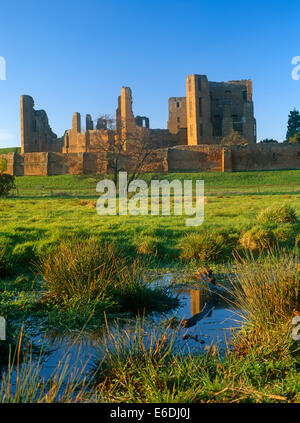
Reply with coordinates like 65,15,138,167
0,0,300,147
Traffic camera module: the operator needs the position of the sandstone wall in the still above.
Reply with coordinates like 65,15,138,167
167,145,223,172
1,144,300,176
231,144,300,171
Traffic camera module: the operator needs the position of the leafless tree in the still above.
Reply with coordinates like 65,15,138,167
93,114,157,187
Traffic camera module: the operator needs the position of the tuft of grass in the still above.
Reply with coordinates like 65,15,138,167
228,248,300,333
273,224,298,245
180,231,233,263
35,238,120,306
258,204,297,225
239,226,275,251
35,238,178,317
137,238,158,255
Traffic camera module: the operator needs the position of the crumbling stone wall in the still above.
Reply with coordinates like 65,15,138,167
20,95,63,154
1,143,300,176
62,112,115,154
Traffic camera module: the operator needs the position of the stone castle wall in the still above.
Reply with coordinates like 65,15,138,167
2,143,300,176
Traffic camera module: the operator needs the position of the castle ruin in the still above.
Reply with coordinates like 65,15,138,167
1,74,300,175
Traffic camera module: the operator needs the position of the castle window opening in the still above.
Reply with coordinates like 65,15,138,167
200,124,203,137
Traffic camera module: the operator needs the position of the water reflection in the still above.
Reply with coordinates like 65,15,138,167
190,288,209,315
23,274,243,379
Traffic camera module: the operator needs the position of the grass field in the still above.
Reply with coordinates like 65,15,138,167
0,170,299,273
9,170,300,197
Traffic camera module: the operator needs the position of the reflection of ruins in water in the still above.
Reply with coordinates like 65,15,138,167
190,287,229,316
190,288,209,316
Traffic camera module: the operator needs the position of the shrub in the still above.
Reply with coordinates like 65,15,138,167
0,174,15,197
180,232,231,263
258,204,297,225
239,226,275,251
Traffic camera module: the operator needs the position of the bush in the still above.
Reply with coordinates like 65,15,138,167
239,226,275,251
180,232,231,263
0,174,15,197
258,204,297,225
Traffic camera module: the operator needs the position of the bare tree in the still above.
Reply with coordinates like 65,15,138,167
93,114,157,187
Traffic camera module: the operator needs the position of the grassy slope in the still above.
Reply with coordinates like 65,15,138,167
0,147,21,154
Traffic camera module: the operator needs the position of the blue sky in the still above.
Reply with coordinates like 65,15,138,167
0,0,300,147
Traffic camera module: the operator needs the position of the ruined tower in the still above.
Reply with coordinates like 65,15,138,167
20,95,61,153
86,114,94,131
180,75,256,145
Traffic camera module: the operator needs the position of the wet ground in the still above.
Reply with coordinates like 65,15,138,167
28,273,243,379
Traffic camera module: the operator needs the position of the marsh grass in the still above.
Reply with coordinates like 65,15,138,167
0,328,91,403
228,248,299,329
35,238,178,317
239,226,275,252
258,204,297,225
92,313,299,403
225,248,300,361
180,231,235,263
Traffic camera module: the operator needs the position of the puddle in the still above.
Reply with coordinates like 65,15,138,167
20,273,243,382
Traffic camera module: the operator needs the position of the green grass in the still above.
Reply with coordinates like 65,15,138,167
0,147,21,154
0,181,299,273
5,169,300,197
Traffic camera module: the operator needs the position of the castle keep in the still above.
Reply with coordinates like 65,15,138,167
1,74,300,175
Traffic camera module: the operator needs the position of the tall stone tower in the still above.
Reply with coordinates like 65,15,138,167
120,87,136,136
115,87,139,150
186,75,214,145
20,95,35,153
185,74,256,145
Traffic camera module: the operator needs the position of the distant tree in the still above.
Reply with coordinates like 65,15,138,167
0,158,15,197
221,130,248,146
288,132,300,144
286,108,300,141
259,138,278,143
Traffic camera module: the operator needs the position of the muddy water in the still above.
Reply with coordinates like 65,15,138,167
29,274,243,379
